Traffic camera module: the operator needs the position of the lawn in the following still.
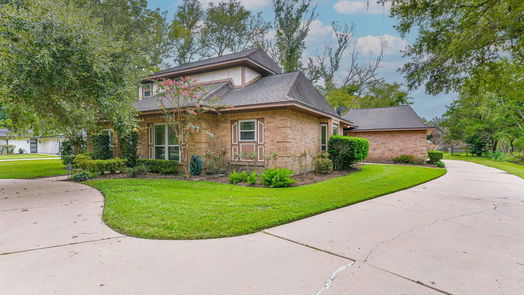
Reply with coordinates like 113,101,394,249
87,164,446,240
0,159,67,179
0,154,59,160
444,153,523,179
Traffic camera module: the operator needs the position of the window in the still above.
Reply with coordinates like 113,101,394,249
320,124,328,152
239,120,256,141
333,124,339,135
142,83,153,97
153,124,180,161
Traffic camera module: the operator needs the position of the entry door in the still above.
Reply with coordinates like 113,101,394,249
30,138,38,153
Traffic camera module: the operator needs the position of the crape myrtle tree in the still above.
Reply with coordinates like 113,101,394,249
158,77,226,176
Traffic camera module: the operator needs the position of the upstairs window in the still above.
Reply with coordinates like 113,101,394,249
142,83,153,98
239,120,256,141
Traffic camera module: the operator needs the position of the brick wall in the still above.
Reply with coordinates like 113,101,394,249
345,130,428,162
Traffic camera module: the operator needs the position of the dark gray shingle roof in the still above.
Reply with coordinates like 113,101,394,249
344,105,429,131
149,48,281,78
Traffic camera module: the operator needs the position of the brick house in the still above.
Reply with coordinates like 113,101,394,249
343,106,434,162
133,48,352,169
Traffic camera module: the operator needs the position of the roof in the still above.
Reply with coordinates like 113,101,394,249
148,48,282,79
344,105,430,131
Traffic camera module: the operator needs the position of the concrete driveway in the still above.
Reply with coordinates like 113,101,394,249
1,160,523,294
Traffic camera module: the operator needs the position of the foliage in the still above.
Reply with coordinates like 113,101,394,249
127,164,149,178
393,155,417,164
87,164,446,239
158,77,225,176
72,153,92,169
246,171,258,185
136,159,179,174
288,150,312,176
18,148,24,154
59,140,74,156
169,0,204,64
261,168,295,188
384,0,524,94
427,151,444,164
263,152,279,169
71,171,99,182
0,145,15,155
355,81,412,108
84,159,126,174
203,148,227,174
313,152,333,174
228,171,247,184
434,161,445,168
190,155,203,176
91,132,113,160
0,159,67,179
0,0,138,137
120,130,138,167
61,155,76,166
328,135,369,170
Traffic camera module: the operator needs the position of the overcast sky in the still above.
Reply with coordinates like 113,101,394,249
148,0,456,120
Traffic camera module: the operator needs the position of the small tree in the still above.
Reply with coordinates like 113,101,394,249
158,77,225,176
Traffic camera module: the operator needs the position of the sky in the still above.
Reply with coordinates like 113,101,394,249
147,0,456,120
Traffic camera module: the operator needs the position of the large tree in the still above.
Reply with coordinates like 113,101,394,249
383,0,524,94
169,0,205,64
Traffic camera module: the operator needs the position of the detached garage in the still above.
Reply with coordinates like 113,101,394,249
343,105,433,162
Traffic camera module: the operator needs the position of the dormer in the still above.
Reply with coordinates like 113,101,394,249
138,48,281,99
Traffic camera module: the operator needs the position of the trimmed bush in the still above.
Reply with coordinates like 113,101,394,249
136,159,179,174
120,130,138,167
61,155,76,166
84,159,126,174
393,155,416,164
246,171,258,185
70,171,99,181
328,135,369,170
72,153,92,169
127,164,149,178
261,168,295,188
428,150,444,163
228,171,247,184
435,161,445,168
91,132,113,160
314,152,333,174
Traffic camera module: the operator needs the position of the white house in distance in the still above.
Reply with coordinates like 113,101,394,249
0,128,65,155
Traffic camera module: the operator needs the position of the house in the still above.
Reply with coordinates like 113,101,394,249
0,128,65,154
343,106,434,162
133,48,352,169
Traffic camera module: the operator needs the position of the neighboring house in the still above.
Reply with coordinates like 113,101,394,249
0,128,64,154
343,106,434,162
132,48,352,169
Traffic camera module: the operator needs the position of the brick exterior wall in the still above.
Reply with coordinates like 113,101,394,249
136,108,333,169
345,130,428,162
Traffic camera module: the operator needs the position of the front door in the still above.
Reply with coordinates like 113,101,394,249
30,138,38,153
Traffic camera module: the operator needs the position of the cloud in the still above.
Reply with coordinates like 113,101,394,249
333,0,390,15
200,0,270,9
356,34,407,55
306,20,333,41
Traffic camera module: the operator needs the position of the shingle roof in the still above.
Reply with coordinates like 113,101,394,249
148,48,281,79
344,105,429,131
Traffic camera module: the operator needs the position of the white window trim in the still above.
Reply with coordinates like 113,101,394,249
333,124,339,135
238,119,257,142
152,123,181,161
142,83,153,98
320,123,328,152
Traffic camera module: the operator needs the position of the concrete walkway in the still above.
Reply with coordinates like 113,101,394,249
0,160,523,294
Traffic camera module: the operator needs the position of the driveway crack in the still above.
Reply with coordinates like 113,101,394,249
312,261,355,295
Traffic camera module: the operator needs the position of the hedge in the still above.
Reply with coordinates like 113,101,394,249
328,135,369,170
91,132,113,160
84,159,126,174
428,150,444,163
136,159,179,174
120,130,138,167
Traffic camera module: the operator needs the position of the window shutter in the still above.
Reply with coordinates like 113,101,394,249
231,120,239,160
148,123,153,159
256,118,265,161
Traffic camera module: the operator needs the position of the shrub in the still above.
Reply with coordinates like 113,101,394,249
393,155,416,164
127,164,149,178
261,168,295,188
72,153,92,169
0,145,15,154
61,155,76,166
136,159,179,174
70,171,98,181
84,159,126,174
427,150,444,163
228,171,247,184
18,148,24,154
91,132,113,160
435,161,445,168
120,130,138,167
313,152,333,174
328,135,369,170
59,140,73,156
246,171,258,185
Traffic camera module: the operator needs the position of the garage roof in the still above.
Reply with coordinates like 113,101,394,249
344,105,430,131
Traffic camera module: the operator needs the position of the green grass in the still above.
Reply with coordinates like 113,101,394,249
0,159,67,179
0,154,59,160
444,153,523,179
87,164,446,240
